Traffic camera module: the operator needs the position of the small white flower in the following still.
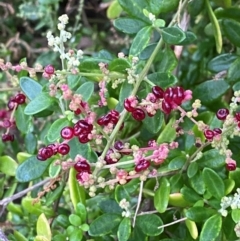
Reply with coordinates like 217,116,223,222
58,14,69,24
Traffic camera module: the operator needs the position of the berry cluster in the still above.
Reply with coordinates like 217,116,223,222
74,158,91,183
37,143,70,161
124,85,190,121
135,158,150,172
97,110,120,127
1,93,26,142
204,128,222,141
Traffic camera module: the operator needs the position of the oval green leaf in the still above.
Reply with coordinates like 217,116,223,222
161,27,186,45
117,217,131,241
24,92,55,115
154,177,170,213
76,82,94,101
199,214,222,241
0,155,18,176
186,207,217,222
114,18,147,34
36,213,51,241
203,168,225,200
15,105,31,133
222,19,240,47
20,76,42,100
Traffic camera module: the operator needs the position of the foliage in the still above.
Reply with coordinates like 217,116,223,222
1,0,240,241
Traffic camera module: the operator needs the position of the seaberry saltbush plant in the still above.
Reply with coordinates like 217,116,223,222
1,0,240,240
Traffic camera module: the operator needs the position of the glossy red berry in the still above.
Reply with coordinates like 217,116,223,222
132,108,145,121
213,128,222,135
44,64,55,75
74,160,91,173
14,93,26,105
135,158,150,172
47,143,58,155
37,146,54,160
74,108,81,115
204,129,214,140
226,162,236,171
7,100,17,111
164,87,174,103
61,126,74,140
172,87,184,105
78,120,93,133
110,110,120,118
105,149,116,164
57,143,70,155
152,86,164,99
97,114,111,126
235,112,240,122
2,133,14,142
216,108,229,120
162,99,172,114
114,141,124,150
78,133,90,143
124,99,135,112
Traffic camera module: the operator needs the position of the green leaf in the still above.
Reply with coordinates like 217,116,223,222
117,81,133,112
224,179,235,195
181,186,202,203
69,214,82,226
0,155,18,176
129,26,153,56
222,19,240,47
168,156,186,170
76,203,87,223
118,0,149,22
67,74,81,90
154,177,170,213
136,214,163,236
109,58,131,73
203,168,225,200
147,72,178,88
232,209,240,223
185,219,198,240
45,183,64,206
188,0,204,16
115,179,139,202
161,27,186,45
114,18,147,34
193,79,230,104
142,110,164,134
107,0,122,19
69,168,86,208
36,213,51,241
69,138,89,160
215,7,240,22
20,77,42,100
69,229,83,241
189,171,205,195
117,218,131,241
169,193,191,207
99,199,122,214
186,207,217,222
89,213,122,236
177,31,197,45
227,57,240,83
187,162,198,178
197,149,225,169
157,117,176,143
24,92,55,115
148,0,179,14
199,214,222,241
47,118,70,142
14,230,28,241
140,43,157,60
206,0,222,53
157,47,177,73
48,161,61,177
229,168,240,190
15,105,31,133
76,82,94,101
16,156,51,182
207,53,238,73
25,132,37,154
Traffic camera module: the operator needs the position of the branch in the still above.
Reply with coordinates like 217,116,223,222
0,178,51,216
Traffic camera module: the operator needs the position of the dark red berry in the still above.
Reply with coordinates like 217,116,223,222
148,140,155,147
216,108,229,120
44,64,55,75
213,128,222,135
74,108,81,115
152,86,164,99
3,119,12,128
74,160,91,173
14,93,26,105
78,133,90,143
135,159,150,172
2,133,14,142
124,99,135,112
73,123,81,136
37,154,47,161
7,100,17,111
204,129,214,140
47,143,58,155
114,141,124,150
164,87,174,103
0,109,8,119
172,87,184,105
61,126,74,140
132,108,145,121
40,147,54,159
77,120,93,133
110,110,120,118
57,143,70,155
149,95,157,103
76,171,89,183
105,149,116,164
226,162,236,171
97,114,112,126
235,112,240,122
162,99,172,114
